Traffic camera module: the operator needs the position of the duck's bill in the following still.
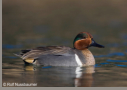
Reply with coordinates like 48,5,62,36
90,39,104,48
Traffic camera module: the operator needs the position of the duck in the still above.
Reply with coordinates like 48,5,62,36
15,32,104,67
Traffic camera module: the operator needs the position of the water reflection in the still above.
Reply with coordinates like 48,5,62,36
3,62,127,87
75,66,95,87
22,65,95,87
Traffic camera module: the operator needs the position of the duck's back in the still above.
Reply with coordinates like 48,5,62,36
18,46,81,66
17,46,95,66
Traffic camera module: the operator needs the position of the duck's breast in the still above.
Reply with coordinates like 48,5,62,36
74,49,95,66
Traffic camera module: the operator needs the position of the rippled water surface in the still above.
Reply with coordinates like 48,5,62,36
2,0,127,87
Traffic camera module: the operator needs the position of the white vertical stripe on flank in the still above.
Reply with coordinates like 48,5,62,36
75,54,83,66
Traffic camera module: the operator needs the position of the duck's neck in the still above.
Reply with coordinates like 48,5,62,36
81,49,95,66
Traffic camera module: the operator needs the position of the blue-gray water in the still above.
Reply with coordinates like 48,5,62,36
2,0,127,87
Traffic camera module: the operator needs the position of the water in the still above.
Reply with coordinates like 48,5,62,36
2,0,127,87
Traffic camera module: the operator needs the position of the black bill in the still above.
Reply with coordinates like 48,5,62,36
89,39,104,48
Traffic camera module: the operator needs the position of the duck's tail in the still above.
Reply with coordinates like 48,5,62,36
14,49,31,57
13,53,22,57
14,53,34,65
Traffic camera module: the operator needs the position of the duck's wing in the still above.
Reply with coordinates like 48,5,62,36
17,46,74,60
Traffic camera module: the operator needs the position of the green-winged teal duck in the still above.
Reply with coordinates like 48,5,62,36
15,32,104,66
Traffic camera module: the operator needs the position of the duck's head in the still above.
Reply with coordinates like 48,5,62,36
73,32,104,50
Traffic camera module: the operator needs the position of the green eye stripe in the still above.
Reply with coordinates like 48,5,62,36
73,33,88,46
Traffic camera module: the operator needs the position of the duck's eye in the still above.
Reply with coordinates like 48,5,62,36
83,36,88,39
83,33,88,38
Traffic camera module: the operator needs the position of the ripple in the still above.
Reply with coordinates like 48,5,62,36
2,55,18,59
42,66,52,69
95,59,127,68
100,62,109,65
115,64,127,67
94,64,101,67
107,59,127,62
94,52,125,58
2,44,23,49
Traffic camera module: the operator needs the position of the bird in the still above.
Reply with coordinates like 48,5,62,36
15,32,104,67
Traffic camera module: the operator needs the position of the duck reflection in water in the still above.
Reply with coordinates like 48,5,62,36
23,65,95,87
75,66,95,87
